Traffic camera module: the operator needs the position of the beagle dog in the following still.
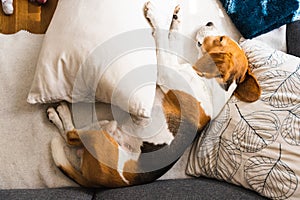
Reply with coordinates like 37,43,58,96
193,22,261,102
47,2,261,188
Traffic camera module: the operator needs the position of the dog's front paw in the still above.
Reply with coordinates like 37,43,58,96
47,107,64,133
170,5,181,31
144,1,177,30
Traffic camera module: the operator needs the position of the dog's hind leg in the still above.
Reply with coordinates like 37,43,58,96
56,102,75,132
47,107,64,135
47,102,76,143
51,137,92,187
47,105,78,146
55,102,82,146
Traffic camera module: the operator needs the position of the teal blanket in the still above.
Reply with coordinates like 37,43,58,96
219,0,300,38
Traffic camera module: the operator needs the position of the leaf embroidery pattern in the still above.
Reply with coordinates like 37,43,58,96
228,95,240,104
257,66,300,108
233,105,280,153
208,104,230,136
197,134,241,182
265,50,288,67
281,105,300,145
244,45,288,69
244,146,298,199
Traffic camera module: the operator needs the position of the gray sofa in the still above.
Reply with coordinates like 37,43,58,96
0,178,267,199
1,20,299,200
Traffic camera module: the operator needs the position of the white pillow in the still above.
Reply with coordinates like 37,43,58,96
27,0,157,118
187,39,300,199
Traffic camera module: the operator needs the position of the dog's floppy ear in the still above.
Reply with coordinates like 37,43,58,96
234,70,261,102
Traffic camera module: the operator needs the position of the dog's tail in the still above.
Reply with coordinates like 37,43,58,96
51,137,92,187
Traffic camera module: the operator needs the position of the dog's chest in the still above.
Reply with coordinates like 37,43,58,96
156,62,238,119
157,63,214,117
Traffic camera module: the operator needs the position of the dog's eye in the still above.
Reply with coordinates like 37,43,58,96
220,36,224,42
197,41,201,47
216,74,224,78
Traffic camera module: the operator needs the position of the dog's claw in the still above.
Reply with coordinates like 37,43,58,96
174,5,180,14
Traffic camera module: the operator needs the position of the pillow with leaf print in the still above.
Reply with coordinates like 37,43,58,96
186,38,300,199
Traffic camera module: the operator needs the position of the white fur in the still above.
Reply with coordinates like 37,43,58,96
56,102,75,131
146,2,237,120
120,100,175,146
47,107,64,134
51,137,70,168
196,24,220,47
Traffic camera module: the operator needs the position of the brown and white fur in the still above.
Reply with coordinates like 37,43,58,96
48,2,261,188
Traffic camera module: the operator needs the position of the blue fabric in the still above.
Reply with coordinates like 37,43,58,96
219,0,300,38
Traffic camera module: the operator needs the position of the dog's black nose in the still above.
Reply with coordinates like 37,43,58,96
206,22,214,26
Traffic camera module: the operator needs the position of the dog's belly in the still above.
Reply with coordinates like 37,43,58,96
103,86,208,186
77,83,212,187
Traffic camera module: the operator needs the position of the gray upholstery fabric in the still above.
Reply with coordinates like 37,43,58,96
94,178,267,200
287,20,300,57
0,179,267,200
0,187,94,200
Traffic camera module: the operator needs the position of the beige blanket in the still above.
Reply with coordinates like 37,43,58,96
0,31,79,189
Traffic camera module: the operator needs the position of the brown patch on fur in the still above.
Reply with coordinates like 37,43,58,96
62,130,131,188
123,159,139,184
162,90,211,133
79,130,129,188
66,130,82,146
162,90,181,135
55,89,212,188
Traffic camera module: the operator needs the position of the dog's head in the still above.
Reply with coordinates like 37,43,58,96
193,22,261,102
